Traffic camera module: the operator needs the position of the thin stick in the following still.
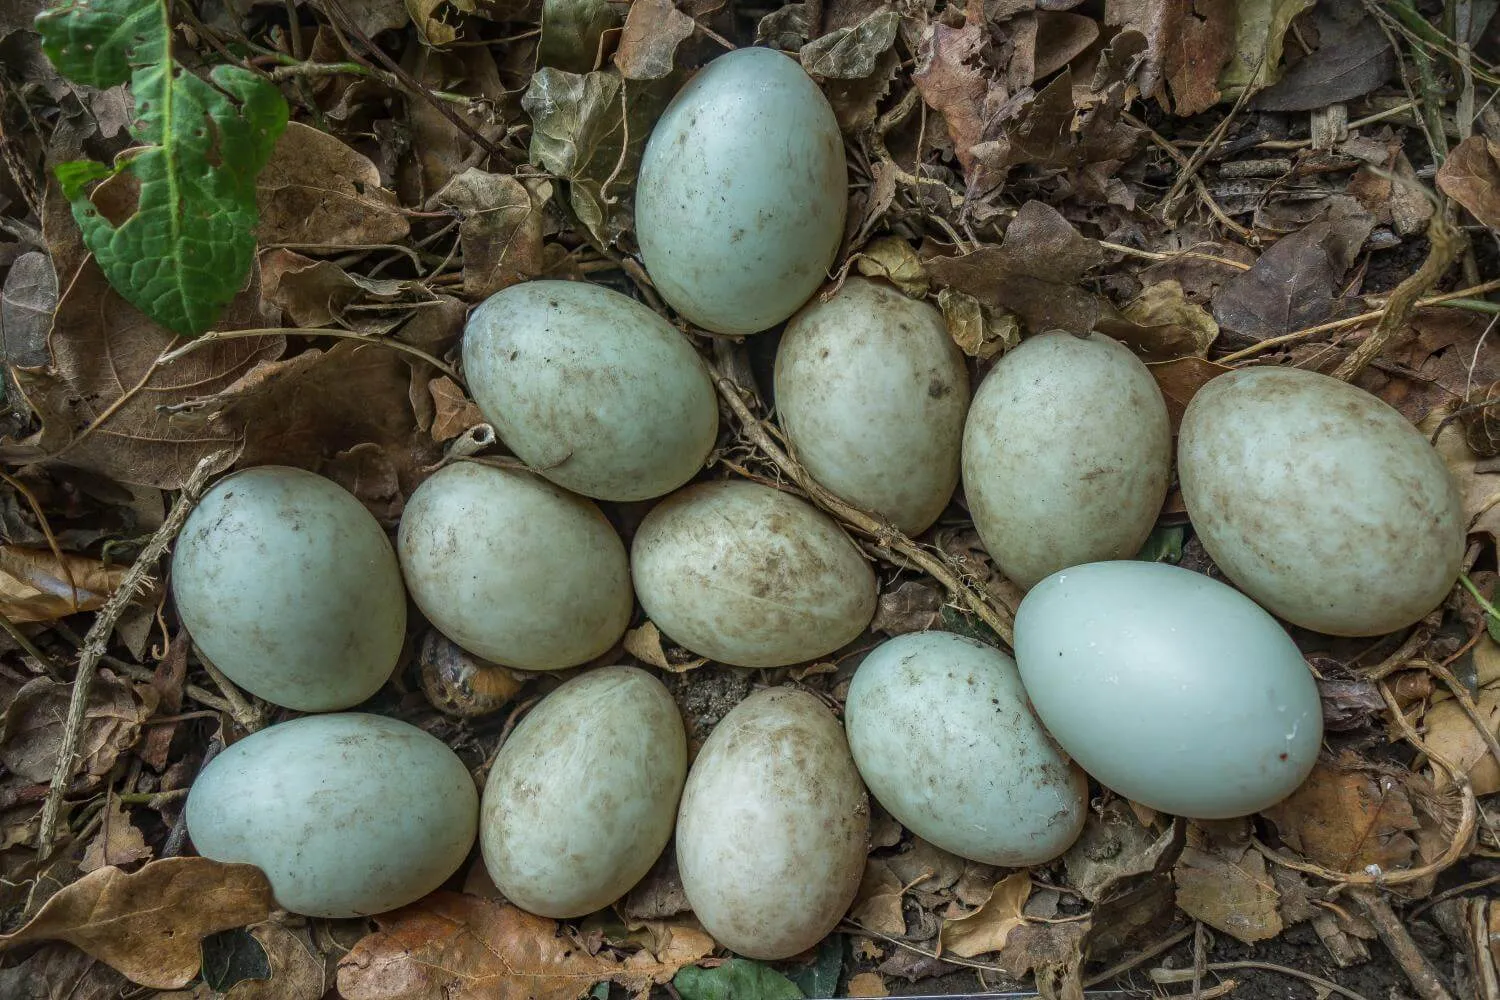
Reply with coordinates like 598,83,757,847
709,363,1015,646
36,452,225,856
0,470,77,608
1201,962,1373,1000
838,919,1010,973
198,655,262,732
156,326,462,383
1428,657,1500,784
1349,887,1455,1000
1218,277,1500,363
0,610,62,677
1096,242,1253,271
1083,926,1195,987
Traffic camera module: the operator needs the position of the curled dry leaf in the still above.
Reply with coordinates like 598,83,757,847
850,858,906,936
1062,799,1181,902
1437,135,1500,230
1172,822,1282,943
1423,688,1500,796
1105,280,1219,362
1428,408,1500,542
1259,753,1420,874
0,545,126,623
854,237,929,298
256,122,410,247
800,10,901,80
260,249,423,334
337,891,663,1000
408,0,479,47
1105,0,1235,115
623,620,707,673
620,920,716,983
937,288,1020,362
79,796,152,873
0,670,151,784
0,858,275,989
1218,0,1316,98
615,0,696,81
939,870,1032,958
435,169,550,299
870,579,945,636
429,376,486,442
912,20,988,173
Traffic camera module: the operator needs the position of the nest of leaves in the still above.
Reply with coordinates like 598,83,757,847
4,0,1500,998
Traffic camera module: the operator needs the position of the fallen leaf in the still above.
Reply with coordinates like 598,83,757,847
870,579,945,636
0,546,126,623
1032,11,1100,80
2,251,57,371
79,796,152,873
1105,280,1219,361
1063,800,1182,902
407,0,479,47
0,859,274,989
1149,356,1230,434
0,943,129,1000
1260,753,1419,874
429,376,486,442
850,859,906,936
1106,0,1235,115
1173,823,1282,943
912,20,988,173
615,0,696,80
1254,0,1395,111
853,236,929,298
674,959,805,1000
404,47,506,199
436,169,550,299
1424,687,1500,795
756,3,816,49
846,971,889,997
624,620,708,673
621,919,715,983
337,891,658,1000
937,288,1020,361
925,201,1104,334
256,123,410,247
622,853,691,921
801,10,900,80
1218,0,1316,98
260,249,424,333
1429,409,1500,542
993,917,1089,991
1317,677,1386,731
940,871,1032,957
1437,135,1500,230
0,671,150,784
538,0,620,73
225,920,328,1000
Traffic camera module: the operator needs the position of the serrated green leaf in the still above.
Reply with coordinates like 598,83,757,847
35,0,289,335
674,959,806,1000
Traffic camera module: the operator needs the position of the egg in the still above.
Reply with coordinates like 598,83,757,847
172,466,405,712
1013,561,1323,819
635,47,847,334
398,462,631,670
1179,366,1464,636
676,688,867,959
773,278,970,535
844,631,1086,864
186,713,478,917
631,480,876,667
463,281,719,501
481,666,686,918
962,332,1171,589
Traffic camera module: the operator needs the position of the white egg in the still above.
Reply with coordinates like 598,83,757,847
631,480,876,667
186,713,478,917
962,332,1171,588
172,466,405,712
774,278,970,535
845,631,1086,865
676,688,867,959
1179,366,1464,636
635,47,847,334
1013,561,1323,819
463,281,718,502
398,462,631,670
481,667,686,918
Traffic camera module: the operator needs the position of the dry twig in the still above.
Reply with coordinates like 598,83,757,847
1350,887,1455,1000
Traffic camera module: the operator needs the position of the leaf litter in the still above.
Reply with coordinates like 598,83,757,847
4,0,1500,998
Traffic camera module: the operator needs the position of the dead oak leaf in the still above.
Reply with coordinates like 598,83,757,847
0,670,152,784
0,858,274,989
1106,0,1235,116
623,620,707,673
1148,356,1230,435
337,891,655,1000
79,796,153,873
850,859,905,936
435,169,550,300
257,123,409,247
0,546,126,623
1438,135,1500,231
1260,753,1419,874
1173,823,1282,943
429,376,486,442
615,0,696,80
912,20,989,173
939,871,1032,958
1424,687,1500,796
260,249,424,334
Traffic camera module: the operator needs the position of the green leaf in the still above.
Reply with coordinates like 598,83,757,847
786,936,844,998
34,0,289,335
674,959,807,1000
1217,0,1316,99
538,0,621,74
1134,524,1185,564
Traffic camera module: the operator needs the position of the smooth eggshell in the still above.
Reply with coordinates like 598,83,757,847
676,688,867,958
1178,366,1464,636
962,332,1171,589
172,466,405,712
845,631,1087,865
774,278,970,535
635,47,847,334
463,280,718,501
186,713,478,917
1014,561,1323,819
631,480,876,667
481,666,687,917
398,462,631,669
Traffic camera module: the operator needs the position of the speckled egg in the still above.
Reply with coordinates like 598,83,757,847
463,280,718,501
481,667,686,918
1179,366,1464,636
845,631,1087,864
186,713,478,917
676,688,867,959
631,480,876,667
774,278,970,535
398,462,631,670
635,46,847,334
1014,561,1323,819
962,332,1171,589
172,466,405,712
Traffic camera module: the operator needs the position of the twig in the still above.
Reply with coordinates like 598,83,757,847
1218,276,1500,363
838,919,1010,974
1121,112,1256,240
37,453,225,856
1350,886,1455,1000
1359,620,1436,681
1332,210,1458,381
1200,962,1373,1000
1410,872,1500,918
265,57,473,105
708,362,1015,645
155,326,462,383
0,470,77,607
1159,80,1259,222
1097,242,1252,271
198,654,262,733
1083,925,1195,987
1428,655,1500,784
0,611,63,678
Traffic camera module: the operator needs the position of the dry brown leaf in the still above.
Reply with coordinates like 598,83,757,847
0,943,129,1000
435,170,550,300
912,20,988,172
623,621,707,673
1429,409,1500,541
615,0,696,80
1063,799,1182,902
0,858,274,989
0,670,151,784
0,546,125,623
1260,754,1419,874
429,376,486,442
1438,136,1500,229
850,859,905,936
847,971,890,997
1106,0,1238,115
937,288,1020,361
939,871,1032,958
260,249,422,333
225,920,329,1000
854,236,929,298
1032,11,1100,80
1106,280,1219,362
337,891,657,1000
620,920,715,983
1147,356,1230,434
257,123,410,247
407,0,478,47
870,579,945,636
1424,688,1500,795
1173,823,1282,943
79,796,152,873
